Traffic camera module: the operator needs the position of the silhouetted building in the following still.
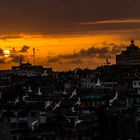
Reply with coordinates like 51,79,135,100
11,62,52,77
116,40,140,65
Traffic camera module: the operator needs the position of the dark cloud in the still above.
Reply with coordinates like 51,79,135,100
111,45,126,54
0,55,26,64
46,43,126,64
0,45,29,64
19,45,30,53
67,59,83,64
10,55,26,63
0,58,6,64
0,48,4,56
0,0,139,34
0,34,22,40
47,57,60,63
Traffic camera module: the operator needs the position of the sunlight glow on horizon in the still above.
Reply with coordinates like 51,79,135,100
3,50,10,57
0,32,139,71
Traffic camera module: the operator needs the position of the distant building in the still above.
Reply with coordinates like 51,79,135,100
116,40,140,65
133,80,140,94
81,78,95,88
12,62,52,76
81,77,118,89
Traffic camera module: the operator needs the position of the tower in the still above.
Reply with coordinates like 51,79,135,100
19,55,22,65
116,40,140,65
33,48,35,65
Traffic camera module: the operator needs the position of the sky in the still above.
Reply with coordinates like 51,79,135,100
0,0,140,71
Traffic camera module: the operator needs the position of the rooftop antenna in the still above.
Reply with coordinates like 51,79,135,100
19,55,22,65
33,48,35,65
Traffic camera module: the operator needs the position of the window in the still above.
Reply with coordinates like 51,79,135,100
30,112,36,117
18,122,28,129
134,82,137,85
40,116,46,124
12,135,17,140
10,123,17,129
18,112,28,117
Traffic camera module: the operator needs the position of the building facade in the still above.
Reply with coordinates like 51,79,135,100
116,40,140,65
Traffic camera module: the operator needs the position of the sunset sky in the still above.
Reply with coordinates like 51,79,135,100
0,0,140,71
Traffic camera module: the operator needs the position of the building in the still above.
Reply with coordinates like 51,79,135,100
133,80,140,94
12,62,52,77
81,78,95,88
116,40,140,65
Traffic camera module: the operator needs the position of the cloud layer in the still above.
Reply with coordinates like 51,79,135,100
0,0,140,34
46,43,126,65
0,45,30,64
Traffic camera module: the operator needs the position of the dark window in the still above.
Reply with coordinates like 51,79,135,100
51,136,56,140
12,135,17,140
30,112,36,117
18,122,28,129
10,123,17,129
18,112,28,117
7,112,16,117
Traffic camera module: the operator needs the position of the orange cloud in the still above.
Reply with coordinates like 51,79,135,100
79,19,140,25
0,32,139,71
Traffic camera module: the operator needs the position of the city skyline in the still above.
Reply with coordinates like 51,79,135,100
0,0,140,70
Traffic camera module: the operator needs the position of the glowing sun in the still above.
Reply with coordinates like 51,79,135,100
4,50,10,57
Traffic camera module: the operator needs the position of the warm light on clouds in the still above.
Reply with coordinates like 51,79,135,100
0,0,140,70
3,50,10,57
0,32,137,71
79,19,140,25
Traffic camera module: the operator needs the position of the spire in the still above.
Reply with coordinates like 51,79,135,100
131,39,134,45
130,39,136,49
33,48,35,65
